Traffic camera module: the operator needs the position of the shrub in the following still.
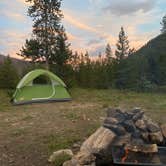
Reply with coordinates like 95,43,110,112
0,57,19,89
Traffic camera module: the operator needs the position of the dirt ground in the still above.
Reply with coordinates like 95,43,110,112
0,100,103,166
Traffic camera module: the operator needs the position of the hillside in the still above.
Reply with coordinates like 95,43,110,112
0,54,29,74
115,33,166,90
134,33,166,86
134,33,166,57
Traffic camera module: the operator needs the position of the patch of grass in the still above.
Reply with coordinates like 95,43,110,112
21,115,33,121
85,123,100,137
64,112,80,120
46,134,81,152
11,128,26,137
71,88,166,119
53,154,71,166
0,90,11,112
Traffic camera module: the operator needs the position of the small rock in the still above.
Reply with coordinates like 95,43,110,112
142,114,149,121
114,114,126,123
72,143,81,149
48,149,73,163
161,124,166,138
112,134,131,145
132,129,142,138
75,151,96,165
133,111,144,121
147,122,160,132
103,117,118,125
131,108,142,114
149,132,164,144
106,108,126,122
121,120,136,133
126,112,134,119
135,119,147,131
63,159,79,166
141,132,150,142
115,108,126,114
125,144,158,153
103,124,126,136
131,138,145,145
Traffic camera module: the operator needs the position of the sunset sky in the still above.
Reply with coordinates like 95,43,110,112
0,0,165,59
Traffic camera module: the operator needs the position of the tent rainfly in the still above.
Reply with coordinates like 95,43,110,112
12,69,71,105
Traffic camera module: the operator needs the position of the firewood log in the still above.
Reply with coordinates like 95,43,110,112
124,144,158,153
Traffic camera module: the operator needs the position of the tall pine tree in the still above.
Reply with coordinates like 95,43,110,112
105,43,113,63
24,0,63,68
51,27,72,66
18,38,41,62
115,27,129,61
0,56,19,89
161,14,166,34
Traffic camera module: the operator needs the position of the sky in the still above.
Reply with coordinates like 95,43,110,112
0,0,165,59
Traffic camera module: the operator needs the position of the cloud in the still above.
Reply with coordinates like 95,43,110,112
87,39,102,45
66,32,78,41
0,10,26,21
88,43,105,56
16,0,29,5
0,0,29,22
63,10,115,43
0,30,30,59
103,0,156,16
64,13,99,34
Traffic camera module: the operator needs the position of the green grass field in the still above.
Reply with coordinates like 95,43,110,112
0,88,166,166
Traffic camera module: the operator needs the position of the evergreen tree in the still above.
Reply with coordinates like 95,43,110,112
0,56,19,89
51,27,72,66
161,14,166,34
25,0,63,68
18,38,41,62
128,48,136,56
98,52,103,64
84,51,90,64
115,27,129,61
105,43,113,62
70,51,80,70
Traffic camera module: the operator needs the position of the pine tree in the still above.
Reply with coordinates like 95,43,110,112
161,14,166,34
105,43,113,63
25,0,63,68
0,56,19,89
18,39,41,62
115,27,129,61
98,52,102,64
70,51,79,70
84,51,90,64
128,48,136,56
51,27,72,66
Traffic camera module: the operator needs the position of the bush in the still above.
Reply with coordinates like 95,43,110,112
0,57,19,89
137,76,157,92
50,64,77,88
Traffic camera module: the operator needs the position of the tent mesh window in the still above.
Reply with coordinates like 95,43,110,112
33,75,51,85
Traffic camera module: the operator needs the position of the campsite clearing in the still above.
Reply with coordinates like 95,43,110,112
0,88,166,166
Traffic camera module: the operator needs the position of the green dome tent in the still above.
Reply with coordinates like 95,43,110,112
12,69,71,105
